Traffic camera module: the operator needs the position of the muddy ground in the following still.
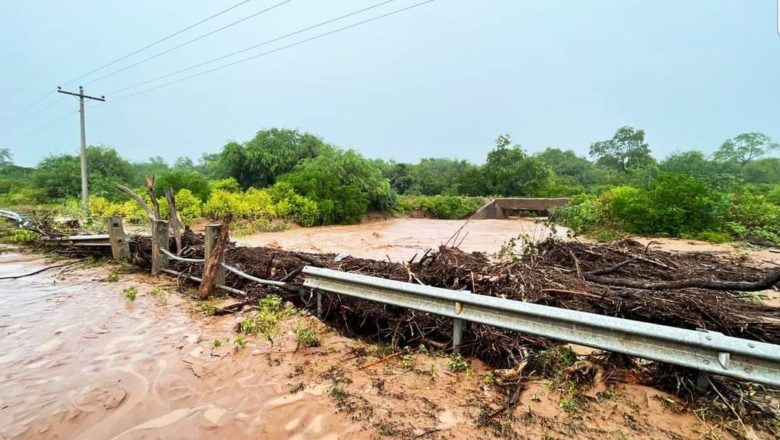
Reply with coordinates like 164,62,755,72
0,249,764,439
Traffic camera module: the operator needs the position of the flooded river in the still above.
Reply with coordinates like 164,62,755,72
238,218,561,261
0,251,363,440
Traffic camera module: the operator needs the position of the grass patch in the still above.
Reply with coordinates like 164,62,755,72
123,286,138,301
447,353,470,373
106,270,120,282
295,325,321,347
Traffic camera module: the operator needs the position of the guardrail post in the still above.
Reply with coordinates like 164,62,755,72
317,291,323,317
204,224,225,288
107,216,130,261
452,318,464,353
151,219,169,275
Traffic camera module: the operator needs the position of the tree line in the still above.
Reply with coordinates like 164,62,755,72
1,127,778,241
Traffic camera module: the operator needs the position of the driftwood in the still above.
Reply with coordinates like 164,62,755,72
165,188,182,253
585,268,780,291
113,183,153,220
145,176,161,220
198,216,231,299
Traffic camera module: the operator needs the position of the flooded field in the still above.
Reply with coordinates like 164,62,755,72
237,218,561,261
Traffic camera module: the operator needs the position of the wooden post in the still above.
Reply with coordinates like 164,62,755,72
107,216,130,261
151,219,169,275
200,223,228,298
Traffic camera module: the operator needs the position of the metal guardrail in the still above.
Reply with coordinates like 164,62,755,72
160,269,246,296
43,234,110,247
221,262,287,287
303,266,780,387
160,248,205,264
0,210,27,226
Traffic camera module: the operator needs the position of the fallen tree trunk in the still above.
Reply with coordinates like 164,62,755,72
585,269,780,291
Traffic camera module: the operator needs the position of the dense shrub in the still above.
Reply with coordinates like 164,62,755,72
209,177,241,193
203,190,244,219
397,195,483,219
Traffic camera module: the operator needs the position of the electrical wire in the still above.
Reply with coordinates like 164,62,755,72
3,110,78,144
110,0,397,94
111,0,434,102
62,0,255,85
83,0,292,86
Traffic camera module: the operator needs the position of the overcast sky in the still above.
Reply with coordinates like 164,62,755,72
1,0,778,167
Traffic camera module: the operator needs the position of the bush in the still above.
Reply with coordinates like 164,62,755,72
203,190,245,219
243,188,276,219
209,177,241,193
174,189,202,224
397,195,483,219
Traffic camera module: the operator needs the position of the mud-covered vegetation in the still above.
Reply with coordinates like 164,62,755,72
2,127,779,243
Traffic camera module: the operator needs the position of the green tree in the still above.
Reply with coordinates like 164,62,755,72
213,128,328,189
279,148,395,224
714,132,778,166
156,169,211,201
0,147,11,168
34,146,134,200
482,135,551,196
589,126,653,172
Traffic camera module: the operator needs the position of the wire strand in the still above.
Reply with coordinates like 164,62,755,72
62,0,255,85
83,0,292,86
110,0,397,94
111,0,434,102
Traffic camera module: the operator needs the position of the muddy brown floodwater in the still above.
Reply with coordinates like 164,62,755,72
237,218,562,261
0,251,365,440
2,217,777,439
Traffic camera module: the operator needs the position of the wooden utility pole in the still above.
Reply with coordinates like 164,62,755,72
57,86,106,219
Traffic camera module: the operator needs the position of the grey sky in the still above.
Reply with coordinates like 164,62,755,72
1,0,778,167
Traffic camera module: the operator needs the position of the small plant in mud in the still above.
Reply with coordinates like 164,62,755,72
106,270,120,282
213,338,223,348
234,334,247,352
151,287,168,305
558,396,578,414
429,363,437,380
447,353,470,373
400,346,415,371
123,286,138,301
329,385,349,402
377,423,398,437
482,372,495,384
238,295,294,345
295,325,321,348
201,301,217,316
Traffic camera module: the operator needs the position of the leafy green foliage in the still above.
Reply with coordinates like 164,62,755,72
397,195,483,219
589,126,654,172
34,146,135,200
279,149,394,224
295,326,321,347
480,135,552,196
155,169,210,201
212,129,327,189
715,132,778,166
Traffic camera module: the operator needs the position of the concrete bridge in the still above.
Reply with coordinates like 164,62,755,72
472,198,569,219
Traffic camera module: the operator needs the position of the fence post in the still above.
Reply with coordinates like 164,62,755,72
204,224,225,288
151,219,169,275
107,216,130,261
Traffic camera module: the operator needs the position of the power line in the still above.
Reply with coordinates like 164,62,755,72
111,0,435,103
83,0,292,86
3,110,78,145
62,0,255,85
111,0,397,94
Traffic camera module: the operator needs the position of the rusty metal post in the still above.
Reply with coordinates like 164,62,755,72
204,224,225,288
452,318,464,353
107,216,130,261
151,219,169,275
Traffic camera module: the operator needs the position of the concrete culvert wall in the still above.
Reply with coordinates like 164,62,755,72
472,198,570,219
